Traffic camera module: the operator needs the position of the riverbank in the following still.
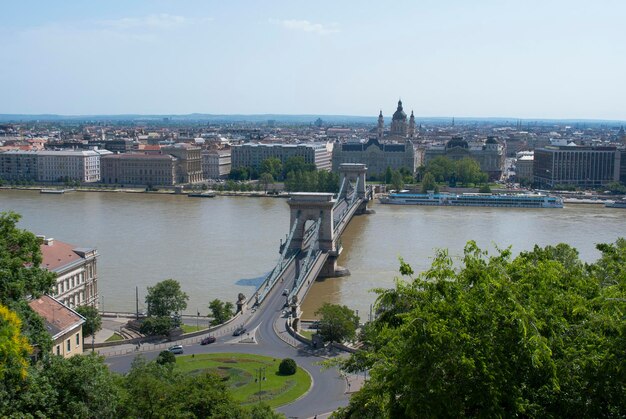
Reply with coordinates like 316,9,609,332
0,185,290,198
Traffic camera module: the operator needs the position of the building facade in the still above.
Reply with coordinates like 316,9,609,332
332,138,417,177
37,150,111,183
231,143,332,172
162,144,203,184
202,150,231,179
29,295,85,358
533,145,620,188
0,150,38,181
101,153,178,186
0,149,111,182
423,137,505,180
515,151,534,182
40,236,99,309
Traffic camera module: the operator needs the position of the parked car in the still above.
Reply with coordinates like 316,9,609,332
233,326,247,336
201,336,216,345
168,345,184,354
282,288,289,296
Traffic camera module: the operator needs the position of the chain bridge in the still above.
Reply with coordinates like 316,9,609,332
252,163,371,328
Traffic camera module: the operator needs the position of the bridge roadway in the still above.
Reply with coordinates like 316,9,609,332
103,192,369,417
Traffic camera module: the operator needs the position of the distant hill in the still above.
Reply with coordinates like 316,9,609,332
0,113,623,126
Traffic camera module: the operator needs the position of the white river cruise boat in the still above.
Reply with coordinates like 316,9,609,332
380,191,564,208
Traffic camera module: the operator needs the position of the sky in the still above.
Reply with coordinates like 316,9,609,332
1,0,625,120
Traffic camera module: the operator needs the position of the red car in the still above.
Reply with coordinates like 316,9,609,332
201,336,216,345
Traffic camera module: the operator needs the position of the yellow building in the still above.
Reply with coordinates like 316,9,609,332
29,295,85,358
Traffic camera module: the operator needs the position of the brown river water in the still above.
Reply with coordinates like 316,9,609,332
2,190,625,320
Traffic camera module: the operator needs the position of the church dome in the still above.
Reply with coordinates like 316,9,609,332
446,137,468,149
392,100,407,121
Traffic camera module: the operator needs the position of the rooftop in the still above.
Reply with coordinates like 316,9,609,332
28,295,85,339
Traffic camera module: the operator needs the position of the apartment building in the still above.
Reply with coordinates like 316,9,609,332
231,143,331,172
40,236,99,309
100,153,178,186
29,295,85,358
202,150,231,179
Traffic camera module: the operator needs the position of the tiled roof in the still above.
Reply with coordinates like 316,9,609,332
28,295,84,339
40,239,83,272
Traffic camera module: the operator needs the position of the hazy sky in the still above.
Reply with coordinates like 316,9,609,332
1,0,625,120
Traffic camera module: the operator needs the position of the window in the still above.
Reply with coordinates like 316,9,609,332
56,345,60,355
67,339,71,352
76,333,80,346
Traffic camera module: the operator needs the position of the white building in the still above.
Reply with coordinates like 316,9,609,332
202,150,232,179
37,149,112,183
39,236,99,309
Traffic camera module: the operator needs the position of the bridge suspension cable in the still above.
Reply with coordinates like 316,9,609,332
334,177,347,207
256,210,301,304
291,216,322,296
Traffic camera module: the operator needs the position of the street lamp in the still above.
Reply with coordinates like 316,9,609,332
255,367,266,401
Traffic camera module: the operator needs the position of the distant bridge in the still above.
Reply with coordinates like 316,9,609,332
252,163,371,328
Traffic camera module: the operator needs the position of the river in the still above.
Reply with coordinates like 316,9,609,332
2,190,625,320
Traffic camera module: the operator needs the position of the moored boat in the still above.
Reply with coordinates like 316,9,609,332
380,191,563,208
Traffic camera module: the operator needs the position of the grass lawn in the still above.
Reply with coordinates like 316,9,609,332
181,324,205,333
105,333,123,342
175,353,311,408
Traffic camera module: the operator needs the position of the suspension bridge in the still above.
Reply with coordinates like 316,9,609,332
252,163,371,328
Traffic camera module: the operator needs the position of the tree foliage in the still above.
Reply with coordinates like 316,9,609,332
420,172,438,193
0,211,55,352
156,350,176,366
315,303,359,344
120,356,248,418
260,158,283,180
75,305,102,337
0,304,31,382
335,239,626,418
208,299,235,326
145,279,189,318
278,358,297,376
140,316,173,336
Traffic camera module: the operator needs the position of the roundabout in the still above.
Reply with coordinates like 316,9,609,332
175,353,311,408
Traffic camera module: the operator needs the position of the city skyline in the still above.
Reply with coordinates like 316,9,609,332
2,0,625,120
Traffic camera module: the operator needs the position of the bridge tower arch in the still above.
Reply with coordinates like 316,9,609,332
338,163,367,200
287,193,335,253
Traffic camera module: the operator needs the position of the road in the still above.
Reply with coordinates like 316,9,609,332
104,259,354,418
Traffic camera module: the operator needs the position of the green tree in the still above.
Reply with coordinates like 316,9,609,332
0,212,56,352
9,353,122,418
259,172,274,193
139,316,173,336
335,240,626,418
0,212,56,305
283,156,315,177
455,157,483,185
145,279,188,318
384,166,393,184
479,183,492,193
75,305,102,337
315,303,359,344
121,356,246,418
156,350,176,366
425,156,456,182
420,172,438,193
260,158,283,180
390,170,404,191
208,299,234,326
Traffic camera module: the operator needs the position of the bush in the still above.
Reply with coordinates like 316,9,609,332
156,350,176,365
278,358,297,376
139,316,173,336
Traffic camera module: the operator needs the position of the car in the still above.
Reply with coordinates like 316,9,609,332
168,345,184,354
201,336,216,345
232,326,247,336
282,288,289,296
